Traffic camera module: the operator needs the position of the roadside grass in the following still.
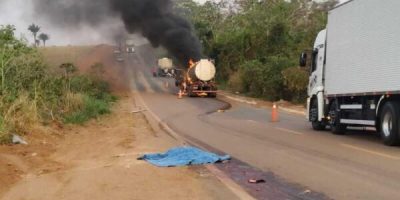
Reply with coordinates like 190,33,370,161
61,72,118,125
0,117,9,144
0,26,116,143
64,95,115,124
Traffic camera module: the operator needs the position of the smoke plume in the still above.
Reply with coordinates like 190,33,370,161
33,0,202,65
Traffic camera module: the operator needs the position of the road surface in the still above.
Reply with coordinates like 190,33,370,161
121,44,400,200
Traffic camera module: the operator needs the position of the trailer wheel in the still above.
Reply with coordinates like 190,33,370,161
379,102,400,146
329,101,346,135
188,90,196,97
310,99,325,131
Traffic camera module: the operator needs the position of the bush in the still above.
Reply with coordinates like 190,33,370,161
282,67,309,103
239,57,292,101
176,0,337,103
64,95,111,124
227,71,244,93
0,25,116,142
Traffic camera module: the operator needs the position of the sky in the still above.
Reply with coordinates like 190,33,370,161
0,0,349,46
0,0,128,46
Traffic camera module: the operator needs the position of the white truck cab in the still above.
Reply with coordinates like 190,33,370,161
306,29,326,125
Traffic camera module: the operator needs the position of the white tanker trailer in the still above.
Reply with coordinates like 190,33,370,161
153,58,174,77
175,59,217,98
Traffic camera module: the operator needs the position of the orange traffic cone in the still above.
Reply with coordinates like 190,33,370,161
271,103,279,122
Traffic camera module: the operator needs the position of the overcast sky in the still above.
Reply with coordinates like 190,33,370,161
0,0,349,46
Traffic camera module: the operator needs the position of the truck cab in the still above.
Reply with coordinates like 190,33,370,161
301,30,327,130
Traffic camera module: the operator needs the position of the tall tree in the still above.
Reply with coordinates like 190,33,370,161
28,24,40,47
38,33,50,47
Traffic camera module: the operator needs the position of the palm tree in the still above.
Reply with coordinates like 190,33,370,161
38,33,50,47
28,24,40,47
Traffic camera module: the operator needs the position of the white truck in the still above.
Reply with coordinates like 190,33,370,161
153,58,174,77
126,39,135,53
300,0,400,145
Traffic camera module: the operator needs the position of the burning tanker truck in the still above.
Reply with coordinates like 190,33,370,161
175,59,217,98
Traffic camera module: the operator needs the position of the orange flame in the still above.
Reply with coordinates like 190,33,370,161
189,59,195,68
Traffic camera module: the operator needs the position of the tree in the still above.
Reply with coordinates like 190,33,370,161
38,33,50,47
28,24,40,47
177,0,339,102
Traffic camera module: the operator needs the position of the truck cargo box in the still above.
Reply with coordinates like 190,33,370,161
325,0,400,96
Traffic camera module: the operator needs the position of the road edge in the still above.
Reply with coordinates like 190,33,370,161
218,91,306,116
132,91,256,200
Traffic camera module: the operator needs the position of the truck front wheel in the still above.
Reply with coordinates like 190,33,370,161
329,101,346,135
380,102,400,146
310,99,325,131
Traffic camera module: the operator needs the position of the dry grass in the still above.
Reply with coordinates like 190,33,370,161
39,46,94,69
63,92,85,113
0,94,40,143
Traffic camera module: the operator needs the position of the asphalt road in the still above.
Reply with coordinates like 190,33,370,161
121,44,400,200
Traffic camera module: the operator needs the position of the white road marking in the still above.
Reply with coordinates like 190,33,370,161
341,143,400,160
225,95,257,105
279,107,306,116
275,127,304,135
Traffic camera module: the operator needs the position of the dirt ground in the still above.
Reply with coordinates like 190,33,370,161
0,95,234,200
40,45,131,92
0,46,237,200
75,45,132,92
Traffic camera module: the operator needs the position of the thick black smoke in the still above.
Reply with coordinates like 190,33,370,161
111,0,202,65
33,0,202,65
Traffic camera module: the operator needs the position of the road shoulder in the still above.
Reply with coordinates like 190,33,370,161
0,94,238,200
218,91,306,115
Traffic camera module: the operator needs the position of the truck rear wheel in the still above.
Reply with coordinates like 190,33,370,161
329,101,346,135
380,102,400,146
310,99,325,131
188,90,196,97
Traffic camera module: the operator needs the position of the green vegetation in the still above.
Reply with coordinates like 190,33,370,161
64,95,112,124
0,25,115,143
175,0,337,102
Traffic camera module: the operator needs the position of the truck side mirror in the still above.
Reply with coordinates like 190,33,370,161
299,52,307,67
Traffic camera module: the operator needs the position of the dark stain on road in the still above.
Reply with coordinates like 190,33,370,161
184,134,331,200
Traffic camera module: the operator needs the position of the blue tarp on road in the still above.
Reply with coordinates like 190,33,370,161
138,146,231,167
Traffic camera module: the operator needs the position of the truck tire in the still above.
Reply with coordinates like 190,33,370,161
379,102,400,146
208,93,217,98
310,99,325,131
329,101,346,135
188,89,196,97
